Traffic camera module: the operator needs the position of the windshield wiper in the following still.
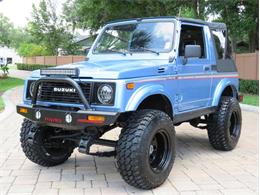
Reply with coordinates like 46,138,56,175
130,47,160,55
104,49,127,56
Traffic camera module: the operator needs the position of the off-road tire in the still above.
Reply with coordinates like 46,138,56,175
207,97,242,151
20,119,74,166
116,109,175,189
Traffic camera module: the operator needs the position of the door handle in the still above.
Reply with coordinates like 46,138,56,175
203,66,210,71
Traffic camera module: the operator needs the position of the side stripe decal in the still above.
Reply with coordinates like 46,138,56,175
135,74,238,83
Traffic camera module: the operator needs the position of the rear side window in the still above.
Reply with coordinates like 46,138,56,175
212,29,232,59
212,30,225,59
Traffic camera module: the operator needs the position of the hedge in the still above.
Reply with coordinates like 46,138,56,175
16,63,55,71
239,79,259,95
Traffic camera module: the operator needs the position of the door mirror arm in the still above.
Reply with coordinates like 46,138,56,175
182,56,188,65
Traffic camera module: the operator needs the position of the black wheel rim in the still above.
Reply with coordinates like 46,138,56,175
149,129,171,173
229,111,240,139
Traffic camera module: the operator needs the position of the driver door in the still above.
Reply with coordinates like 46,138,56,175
176,24,212,112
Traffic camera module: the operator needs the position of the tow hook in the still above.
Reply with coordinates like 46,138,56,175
78,134,117,157
78,136,94,154
27,129,37,145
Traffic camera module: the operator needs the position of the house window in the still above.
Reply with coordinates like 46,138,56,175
7,57,12,64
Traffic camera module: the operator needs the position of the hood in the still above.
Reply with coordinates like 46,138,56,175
31,59,170,79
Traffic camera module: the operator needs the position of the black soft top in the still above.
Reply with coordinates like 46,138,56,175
106,16,226,30
177,17,226,30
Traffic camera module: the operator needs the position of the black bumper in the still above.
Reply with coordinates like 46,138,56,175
17,104,119,130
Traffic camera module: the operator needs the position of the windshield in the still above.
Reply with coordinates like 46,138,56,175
93,21,174,54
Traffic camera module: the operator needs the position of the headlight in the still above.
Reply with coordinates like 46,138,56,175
29,81,36,97
97,84,113,104
28,81,41,98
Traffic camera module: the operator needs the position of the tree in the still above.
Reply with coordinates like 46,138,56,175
0,13,31,49
0,13,14,47
242,0,259,52
206,0,259,52
63,0,192,31
29,0,78,55
17,43,52,57
10,27,32,49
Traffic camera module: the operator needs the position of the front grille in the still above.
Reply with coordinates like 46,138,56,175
38,82,91,104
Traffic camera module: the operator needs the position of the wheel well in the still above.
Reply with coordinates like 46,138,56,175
137,94,173,118
221,85,238,99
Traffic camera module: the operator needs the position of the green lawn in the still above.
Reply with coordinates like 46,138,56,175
242,94,259,107
0,96,4,111
0,77,24,92
0,77,24,111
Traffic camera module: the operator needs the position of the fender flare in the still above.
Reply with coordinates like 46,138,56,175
125,84,174,112
212,79,238,106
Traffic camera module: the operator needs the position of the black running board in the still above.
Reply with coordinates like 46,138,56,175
173,107,217,124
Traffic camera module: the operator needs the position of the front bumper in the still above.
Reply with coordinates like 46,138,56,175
17,104,119,130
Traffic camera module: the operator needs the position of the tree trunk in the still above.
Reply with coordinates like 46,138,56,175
230,35,237,53
249,16,259,52
249,30,257,53
194,0,199,18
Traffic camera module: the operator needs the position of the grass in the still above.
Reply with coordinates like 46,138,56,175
0,77,24,111
0,96,4,111
0,77,24,93
242,94,259,107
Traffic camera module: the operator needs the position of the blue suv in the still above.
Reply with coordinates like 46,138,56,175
17,17,242,189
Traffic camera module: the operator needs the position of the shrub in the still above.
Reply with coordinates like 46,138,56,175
239,79,259,95
16,63,55,71
17,43,52,57
0,64,9,78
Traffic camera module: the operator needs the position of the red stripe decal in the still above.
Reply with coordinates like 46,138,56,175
136,75,238,83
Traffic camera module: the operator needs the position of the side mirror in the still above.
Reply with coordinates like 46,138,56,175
183,45,201,65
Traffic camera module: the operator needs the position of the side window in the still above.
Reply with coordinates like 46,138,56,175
212,29,226,59
178,25,206,58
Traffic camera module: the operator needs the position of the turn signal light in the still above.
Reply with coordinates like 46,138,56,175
126,83,135,90
88,115,105,122
19,108,28,113
78,115,105,124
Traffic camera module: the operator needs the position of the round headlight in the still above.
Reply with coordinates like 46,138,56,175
29,82,41,97
97,84,113,104
29,81,36,97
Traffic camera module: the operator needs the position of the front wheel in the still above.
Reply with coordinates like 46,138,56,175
116,110,175,189
20,119,74,166
207,97,242,151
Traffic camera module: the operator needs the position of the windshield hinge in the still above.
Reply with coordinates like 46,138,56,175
173,65,178,73
169,56,175,63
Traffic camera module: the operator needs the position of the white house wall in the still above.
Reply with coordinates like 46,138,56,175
0,46,22,64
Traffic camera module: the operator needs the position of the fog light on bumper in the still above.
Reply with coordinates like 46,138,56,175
65,114,73,123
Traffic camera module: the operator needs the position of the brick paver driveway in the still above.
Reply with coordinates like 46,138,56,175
0,87,258,195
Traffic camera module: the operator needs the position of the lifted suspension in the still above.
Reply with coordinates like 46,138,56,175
50,126,117,157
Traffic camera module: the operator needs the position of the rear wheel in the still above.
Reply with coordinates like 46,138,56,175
207,97,242,151
116,109,175,189
20,119,74,166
